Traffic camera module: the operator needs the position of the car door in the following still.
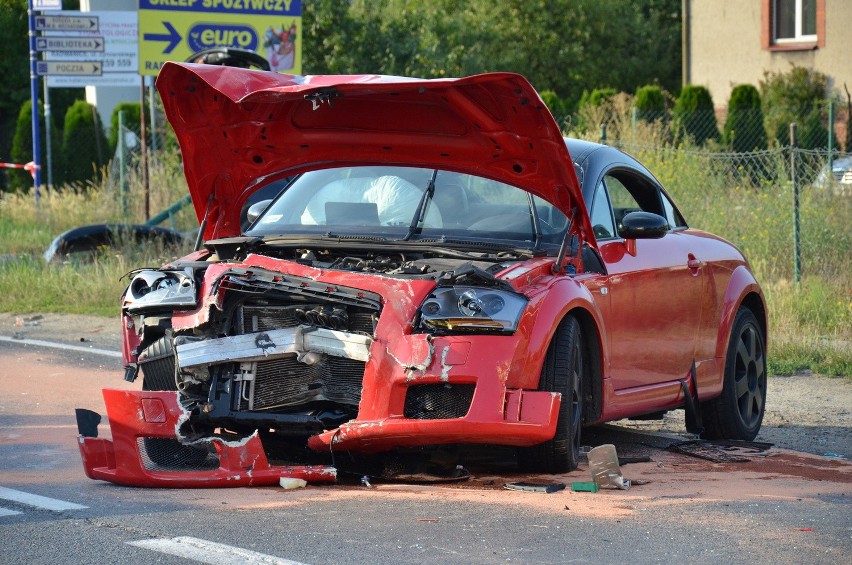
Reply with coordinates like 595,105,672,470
592,170,704,390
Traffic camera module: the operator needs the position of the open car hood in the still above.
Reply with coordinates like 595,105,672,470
156,62,592,243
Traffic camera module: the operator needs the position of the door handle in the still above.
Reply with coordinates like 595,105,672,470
687,254,702,270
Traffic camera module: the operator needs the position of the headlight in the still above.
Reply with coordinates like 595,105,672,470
418,287,527,334
125,268,197,313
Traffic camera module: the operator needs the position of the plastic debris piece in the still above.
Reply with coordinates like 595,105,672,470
588,444,631,490
361,475,373,488
571,481,599,493
279,477,307,489
823,452,846,459
668,440,772,463
618,456,652,465
504,482,566,494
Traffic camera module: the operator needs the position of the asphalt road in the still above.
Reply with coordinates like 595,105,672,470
1,337,850,565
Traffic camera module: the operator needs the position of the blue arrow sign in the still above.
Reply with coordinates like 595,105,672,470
143,21,181,54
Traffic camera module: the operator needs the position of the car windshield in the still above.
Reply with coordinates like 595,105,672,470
246,166,569,247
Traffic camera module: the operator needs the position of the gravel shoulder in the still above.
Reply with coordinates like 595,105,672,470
2,311,850,461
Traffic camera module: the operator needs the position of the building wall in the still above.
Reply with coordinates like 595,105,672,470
686,0,852,108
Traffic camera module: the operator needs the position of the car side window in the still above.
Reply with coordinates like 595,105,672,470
661,192,687,229
604,172,666,235
590,181,616,239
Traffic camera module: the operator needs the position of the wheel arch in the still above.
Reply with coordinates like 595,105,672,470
716,265,767,359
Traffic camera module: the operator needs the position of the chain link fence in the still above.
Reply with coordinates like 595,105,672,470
557,100,850,286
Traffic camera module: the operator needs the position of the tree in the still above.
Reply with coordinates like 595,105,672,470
301,0,682,109
760,65,829,149
673,85,720,146
723,84,767,152
635,85,667,122
539,90,568,123
109,102,142,151
61,100,107,187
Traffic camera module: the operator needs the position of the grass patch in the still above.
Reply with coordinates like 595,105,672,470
1,141,850,375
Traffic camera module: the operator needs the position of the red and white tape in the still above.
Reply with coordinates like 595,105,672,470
0,161,38,179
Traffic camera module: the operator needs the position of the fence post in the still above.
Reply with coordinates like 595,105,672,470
600,122,607,144
118,110,128,218
790,122,801,285
827,100,834,166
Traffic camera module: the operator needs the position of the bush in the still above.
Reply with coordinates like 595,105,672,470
540,89,568,122
673,85,720,146
723,84,767,152
8,100,61,192
634,85,667,122
760,66,829,149
109,102,142,151
61,100,108,187
579,87,617,109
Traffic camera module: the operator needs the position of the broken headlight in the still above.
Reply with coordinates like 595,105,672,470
124,268,197,313
418,287,527,334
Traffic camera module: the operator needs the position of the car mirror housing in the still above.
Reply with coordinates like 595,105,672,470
620,211,669,240
246,199,273,225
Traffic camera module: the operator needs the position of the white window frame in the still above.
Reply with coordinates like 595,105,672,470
773,0,817,44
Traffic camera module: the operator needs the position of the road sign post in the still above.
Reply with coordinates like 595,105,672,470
27,0,42,198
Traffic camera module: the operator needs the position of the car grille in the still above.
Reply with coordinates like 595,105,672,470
403,384,475,420
242,355,365,410
137,438,220,471
236,302,372,411
240,304,375,334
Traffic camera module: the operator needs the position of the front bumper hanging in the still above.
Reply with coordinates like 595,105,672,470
76,388,336,488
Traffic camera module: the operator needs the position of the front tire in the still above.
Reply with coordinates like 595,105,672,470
519,316,584,473
702,308,767,440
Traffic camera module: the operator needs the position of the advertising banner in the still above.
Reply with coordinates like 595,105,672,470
139,0,302,76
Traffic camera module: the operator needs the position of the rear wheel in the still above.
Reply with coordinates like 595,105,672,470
519,316,584,473
702,308,767,440
139,336,210,468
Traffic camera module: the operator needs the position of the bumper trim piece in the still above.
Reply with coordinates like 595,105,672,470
175,326,373,368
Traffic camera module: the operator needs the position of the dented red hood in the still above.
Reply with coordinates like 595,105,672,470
156,63,591,242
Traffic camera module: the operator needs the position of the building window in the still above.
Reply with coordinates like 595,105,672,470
762,0,824,50
774,0,816,43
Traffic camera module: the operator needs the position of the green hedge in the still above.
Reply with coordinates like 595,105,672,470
61,100,108,187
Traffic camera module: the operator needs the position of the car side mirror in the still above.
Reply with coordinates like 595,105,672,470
620,211,669,240
246,199,273,225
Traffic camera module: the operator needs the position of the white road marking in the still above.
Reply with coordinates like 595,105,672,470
0,335,121,358
0,506,22,517
127,537,310,565
0,486,88,511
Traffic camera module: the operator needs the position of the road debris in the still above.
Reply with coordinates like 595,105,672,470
668,440,774,463
279,477,307,489
571,481,599,493
588,444,631,489
504,482,566,494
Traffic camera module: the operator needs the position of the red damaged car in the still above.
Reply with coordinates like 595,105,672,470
77,63,767,487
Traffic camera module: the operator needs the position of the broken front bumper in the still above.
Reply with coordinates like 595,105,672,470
77,384,559,487
76,389,336,488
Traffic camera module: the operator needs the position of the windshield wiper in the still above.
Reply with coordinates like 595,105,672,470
404,169,438,240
